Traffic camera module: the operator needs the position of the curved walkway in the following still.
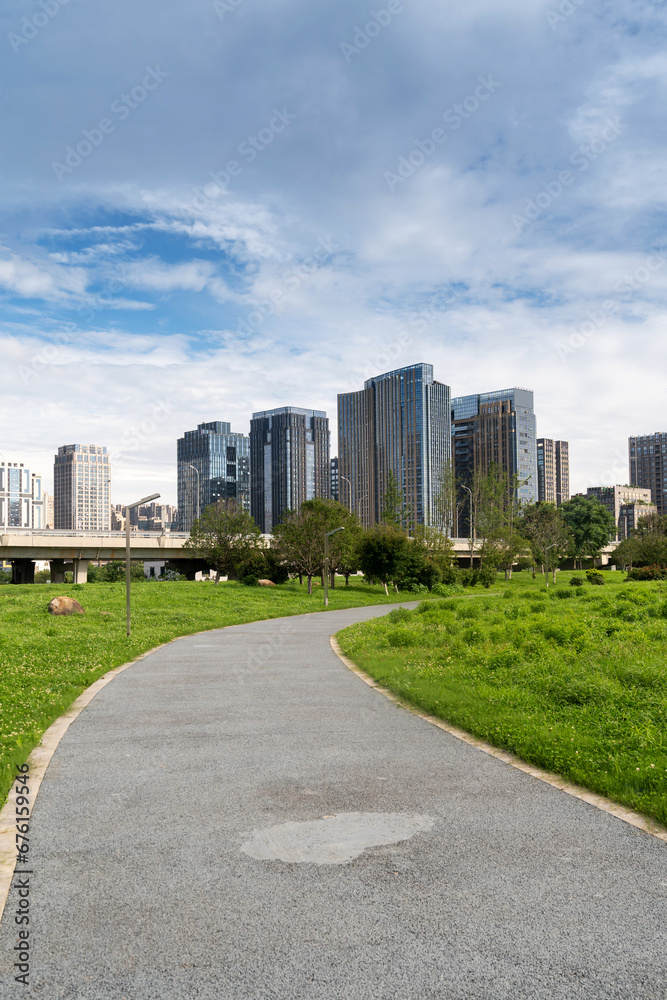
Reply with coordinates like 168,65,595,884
1,604,666,999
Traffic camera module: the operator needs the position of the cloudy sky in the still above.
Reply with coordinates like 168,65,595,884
2,0,666,504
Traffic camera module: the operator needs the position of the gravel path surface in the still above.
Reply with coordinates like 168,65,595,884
1,603,666,999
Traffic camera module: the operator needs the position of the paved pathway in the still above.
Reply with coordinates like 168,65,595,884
1,604,666,999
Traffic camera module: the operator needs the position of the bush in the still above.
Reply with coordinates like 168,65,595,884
626,565,667,582
586,569,605,585
569,576,585,587
388,608,412,624
432,582,464,597
460,568,479,588
439,564,460,586
241,575,259,587
551,588,576,600
478,566,496,588
387,627,415,648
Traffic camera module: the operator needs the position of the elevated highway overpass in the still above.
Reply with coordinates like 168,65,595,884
0,529,620,584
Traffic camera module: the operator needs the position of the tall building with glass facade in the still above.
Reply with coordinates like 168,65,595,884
54,444,110,530
177,422,250,531
451,389,537,527
0,461,44,529
338,363,451,529
537,439,569,506
250,407,330,533
629,432,666,517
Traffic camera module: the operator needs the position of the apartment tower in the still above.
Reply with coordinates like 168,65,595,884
629,432,666,517
537,439,570,505
54,444,111,530
338,363,451,529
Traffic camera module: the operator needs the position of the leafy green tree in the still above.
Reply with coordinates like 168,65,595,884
87,560,145,582
273,498,355,594
614,513,667,568
380,470,405,528
185,498,261,583
469,463,526,572
560,496,616,569
357,526,409,595
519,502,573,579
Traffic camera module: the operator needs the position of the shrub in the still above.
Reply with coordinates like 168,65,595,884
460,568,479,588
439,564,460,586
626,565,667,582
478,566,497,588
388,608,412,624
241,575,259,587
406,582,429,595
586,569,605,585
551,588,576,600
387,627,415,648
569,576,585,587
432,582,464,597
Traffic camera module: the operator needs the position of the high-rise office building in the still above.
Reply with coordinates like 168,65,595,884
537,439,569,505
586,485,653,540
54,444,110,530
177,421,249,531
0,461,44,529
451,389,537,518
330,456,339,503
629,432,667,517
338,363,451,529
250,407,330,533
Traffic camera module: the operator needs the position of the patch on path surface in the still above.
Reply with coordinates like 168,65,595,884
240,811,434,865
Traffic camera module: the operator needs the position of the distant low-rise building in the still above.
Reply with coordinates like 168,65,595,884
618,501,657,539
586,485,653,539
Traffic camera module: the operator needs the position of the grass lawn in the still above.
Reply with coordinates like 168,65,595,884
337,570,667,827
0,577,423,804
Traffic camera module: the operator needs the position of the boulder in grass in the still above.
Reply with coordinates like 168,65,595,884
257,579,276,587
48,596,85,616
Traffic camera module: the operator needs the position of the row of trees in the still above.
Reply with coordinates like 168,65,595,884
184,461,629,592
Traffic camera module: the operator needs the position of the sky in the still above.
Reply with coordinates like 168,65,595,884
2,0,666,505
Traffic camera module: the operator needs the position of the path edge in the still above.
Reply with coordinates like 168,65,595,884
330,635,667,847
0,638,176,923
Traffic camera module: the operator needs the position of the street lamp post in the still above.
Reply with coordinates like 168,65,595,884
126,492,160,636
187,465,200,524
545,543,557,588
461,485,475,567
323,526,345,607
339,475,353,515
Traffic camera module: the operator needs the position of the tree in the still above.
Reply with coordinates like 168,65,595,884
412,523,455,580
469,463,526,573
614,513,667,568
519,502,573,580
431,461,457,536
185,498,261,583
380,470,405,528
560,496,616,569
273,498,355,594
357,526,409,595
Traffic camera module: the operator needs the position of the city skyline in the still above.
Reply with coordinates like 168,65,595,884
2,3,665,510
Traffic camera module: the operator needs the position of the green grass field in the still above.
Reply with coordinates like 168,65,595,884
0,577,423,804
337,571,667,827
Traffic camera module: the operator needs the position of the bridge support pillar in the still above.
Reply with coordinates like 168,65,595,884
72,559,88,584
11,560,35,585
50,560,66,584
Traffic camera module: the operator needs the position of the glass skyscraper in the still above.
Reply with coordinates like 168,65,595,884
250,407,330,533
451,388,537,514
177,421,250,530
629,431,667,517
338,363,451,528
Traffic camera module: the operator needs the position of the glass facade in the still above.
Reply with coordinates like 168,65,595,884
250,407,330,533
177,421,250,530
0,463,44,529
451,387,537,512
629,432,667,517
338,363,451,528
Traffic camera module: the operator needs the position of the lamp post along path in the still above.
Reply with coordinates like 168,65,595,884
126,492,160,636
323,527,345,607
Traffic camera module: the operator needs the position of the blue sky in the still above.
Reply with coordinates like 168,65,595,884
2,0,666,504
